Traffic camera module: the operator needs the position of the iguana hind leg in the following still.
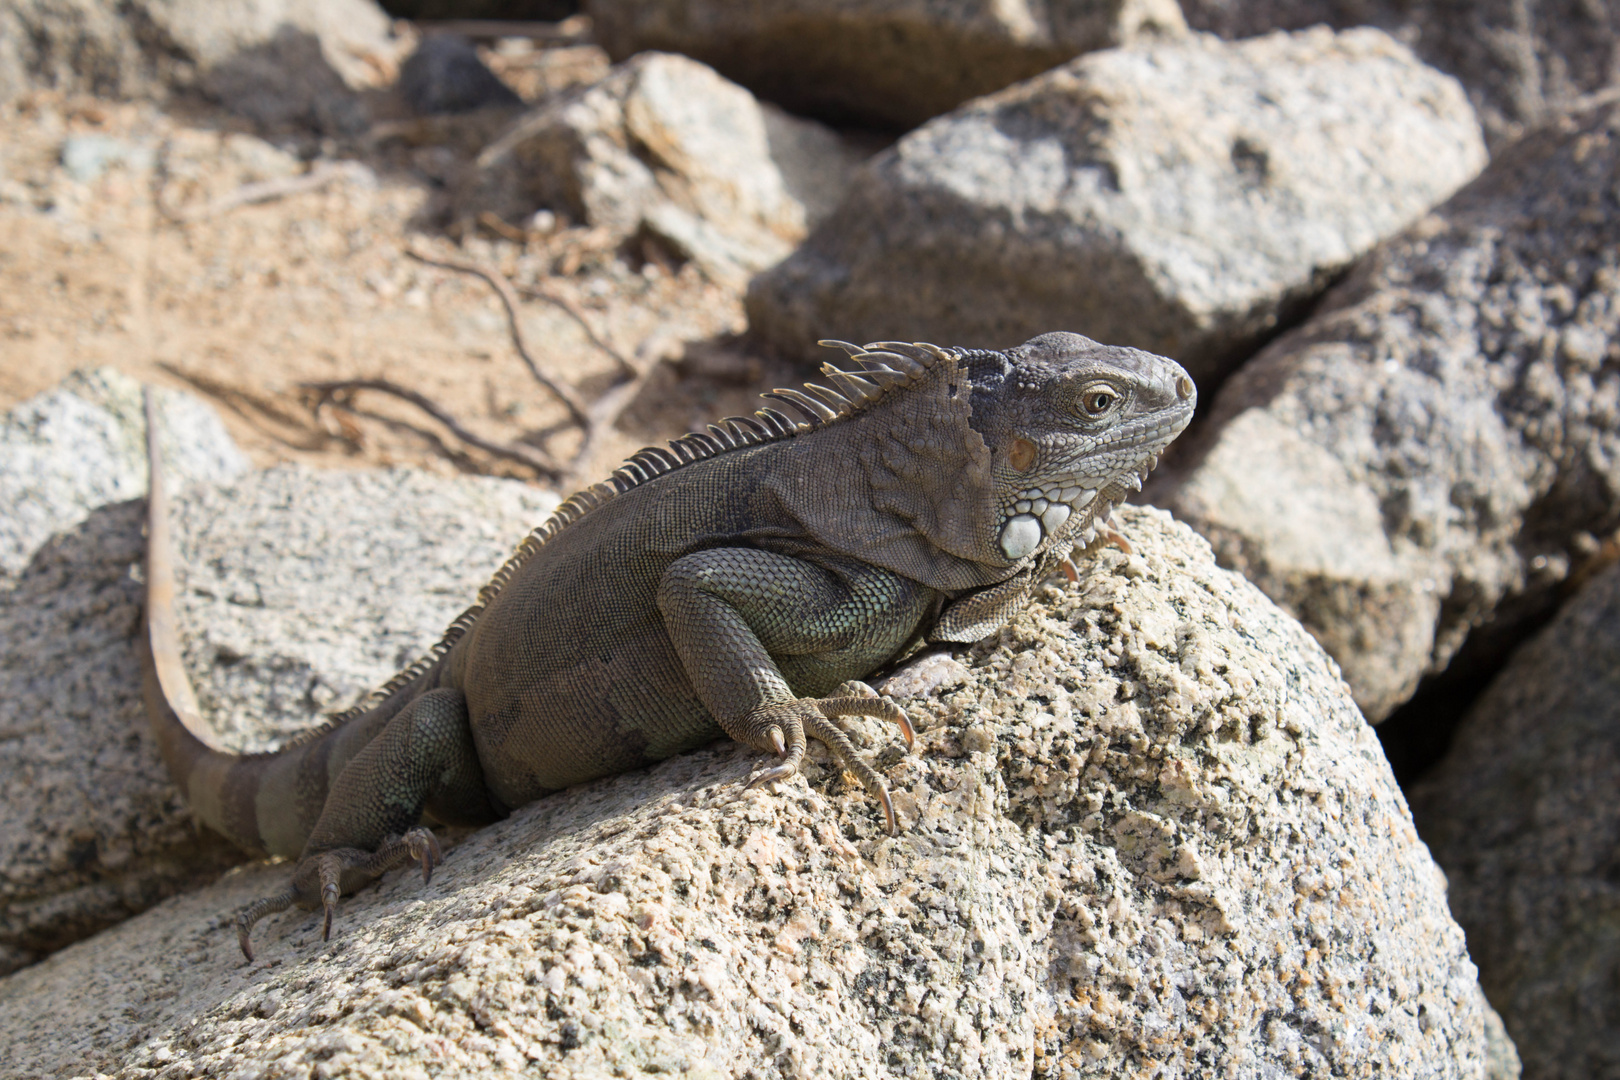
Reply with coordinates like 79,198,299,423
234,687,496,960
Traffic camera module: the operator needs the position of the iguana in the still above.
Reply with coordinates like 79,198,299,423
141,333,1196,960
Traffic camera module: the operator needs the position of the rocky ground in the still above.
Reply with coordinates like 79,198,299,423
2,1,1618,1077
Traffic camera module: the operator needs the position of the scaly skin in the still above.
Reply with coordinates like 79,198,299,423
140,333,1196,959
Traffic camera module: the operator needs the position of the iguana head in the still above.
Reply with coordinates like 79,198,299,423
960,332,1196,562
747,333,1197,589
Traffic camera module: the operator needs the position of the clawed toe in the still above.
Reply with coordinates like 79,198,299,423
818,692,916,752
746,760,801,788
737,693,912,836
404,826,441,884
318,852,344,941
235,888,296,962
231,827,445,960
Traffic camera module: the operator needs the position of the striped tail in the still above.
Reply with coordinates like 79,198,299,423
141,387,283,853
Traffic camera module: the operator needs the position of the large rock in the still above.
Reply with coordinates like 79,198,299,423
1156,104,1620,721
0,404,557,976
1410,561,1620,1080
585,0,1188,129
463,51,866,280
1181,0,1620,148
746,27,1486,386
0,0,405,133
0,368,248,581
0,507,1501,1077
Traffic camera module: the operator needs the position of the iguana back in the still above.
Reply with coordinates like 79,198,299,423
141,333,1196,958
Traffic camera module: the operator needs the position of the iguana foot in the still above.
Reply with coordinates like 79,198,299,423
743,682,914,836
233,826,441,961
1064,523,1134,578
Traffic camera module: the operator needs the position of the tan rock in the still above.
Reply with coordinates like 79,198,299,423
463,51,866,280
1158,104,1620,721
586,0,1188,129
0,507,1499,1077
746,27,1486,387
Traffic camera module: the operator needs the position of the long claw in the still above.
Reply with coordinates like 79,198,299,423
769,726,786,756
875,784,896,837
1100,523,1132,555
406,827,441,885
748,761,800,788
892,705,916,752
318,854,342,941
233,888,296,962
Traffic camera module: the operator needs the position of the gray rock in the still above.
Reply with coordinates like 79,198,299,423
746,27,1486,387
0,0,155,104
0,0,405,133
0,442,558,975
1409,561,1620,1080
163,466,558,753
399,34,523,116
1483,998,1525,1080
1181,0,1620,149
58,133,155,183
586,0,1188,129
0,368,249,582
0,507,1497,1078
1156,104,1620,721
0,498,242,980
463,51,866,279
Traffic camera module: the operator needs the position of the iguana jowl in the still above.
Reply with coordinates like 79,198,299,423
141,333,1196,959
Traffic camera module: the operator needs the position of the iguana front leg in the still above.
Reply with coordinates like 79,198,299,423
656,549,930,834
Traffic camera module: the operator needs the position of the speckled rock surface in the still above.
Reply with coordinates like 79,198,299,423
0,457,557,976
746,26,1485,386
1410,562,1620,1080
1156,104,1620,721
461,51,865,279
1180,0,1620,148
586,0,1188,129
0,0,404,132
0,368,249,580
0,507,1497,1078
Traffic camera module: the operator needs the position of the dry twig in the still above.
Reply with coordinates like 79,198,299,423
303,378,564,477
169,161,368,223
405,246,593,428
374,242,674,484
516,281,636,378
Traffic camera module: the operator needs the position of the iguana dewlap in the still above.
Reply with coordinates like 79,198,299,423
140,333,1196,959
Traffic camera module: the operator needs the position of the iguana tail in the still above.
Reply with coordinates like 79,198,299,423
139,389,410,858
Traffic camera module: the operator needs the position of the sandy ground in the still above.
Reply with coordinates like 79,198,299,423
0,54,803,494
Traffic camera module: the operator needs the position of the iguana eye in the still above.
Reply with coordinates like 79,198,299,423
1079,383,1119,417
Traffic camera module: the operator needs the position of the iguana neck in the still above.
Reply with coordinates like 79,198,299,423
764,349,1022,592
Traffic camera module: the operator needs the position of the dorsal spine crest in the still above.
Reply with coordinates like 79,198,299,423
311,340,955,736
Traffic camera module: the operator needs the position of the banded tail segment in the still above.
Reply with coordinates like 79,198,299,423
140,387,274,854
141,389,378,858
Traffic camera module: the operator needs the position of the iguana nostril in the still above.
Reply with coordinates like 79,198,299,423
1177,375,1196,400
